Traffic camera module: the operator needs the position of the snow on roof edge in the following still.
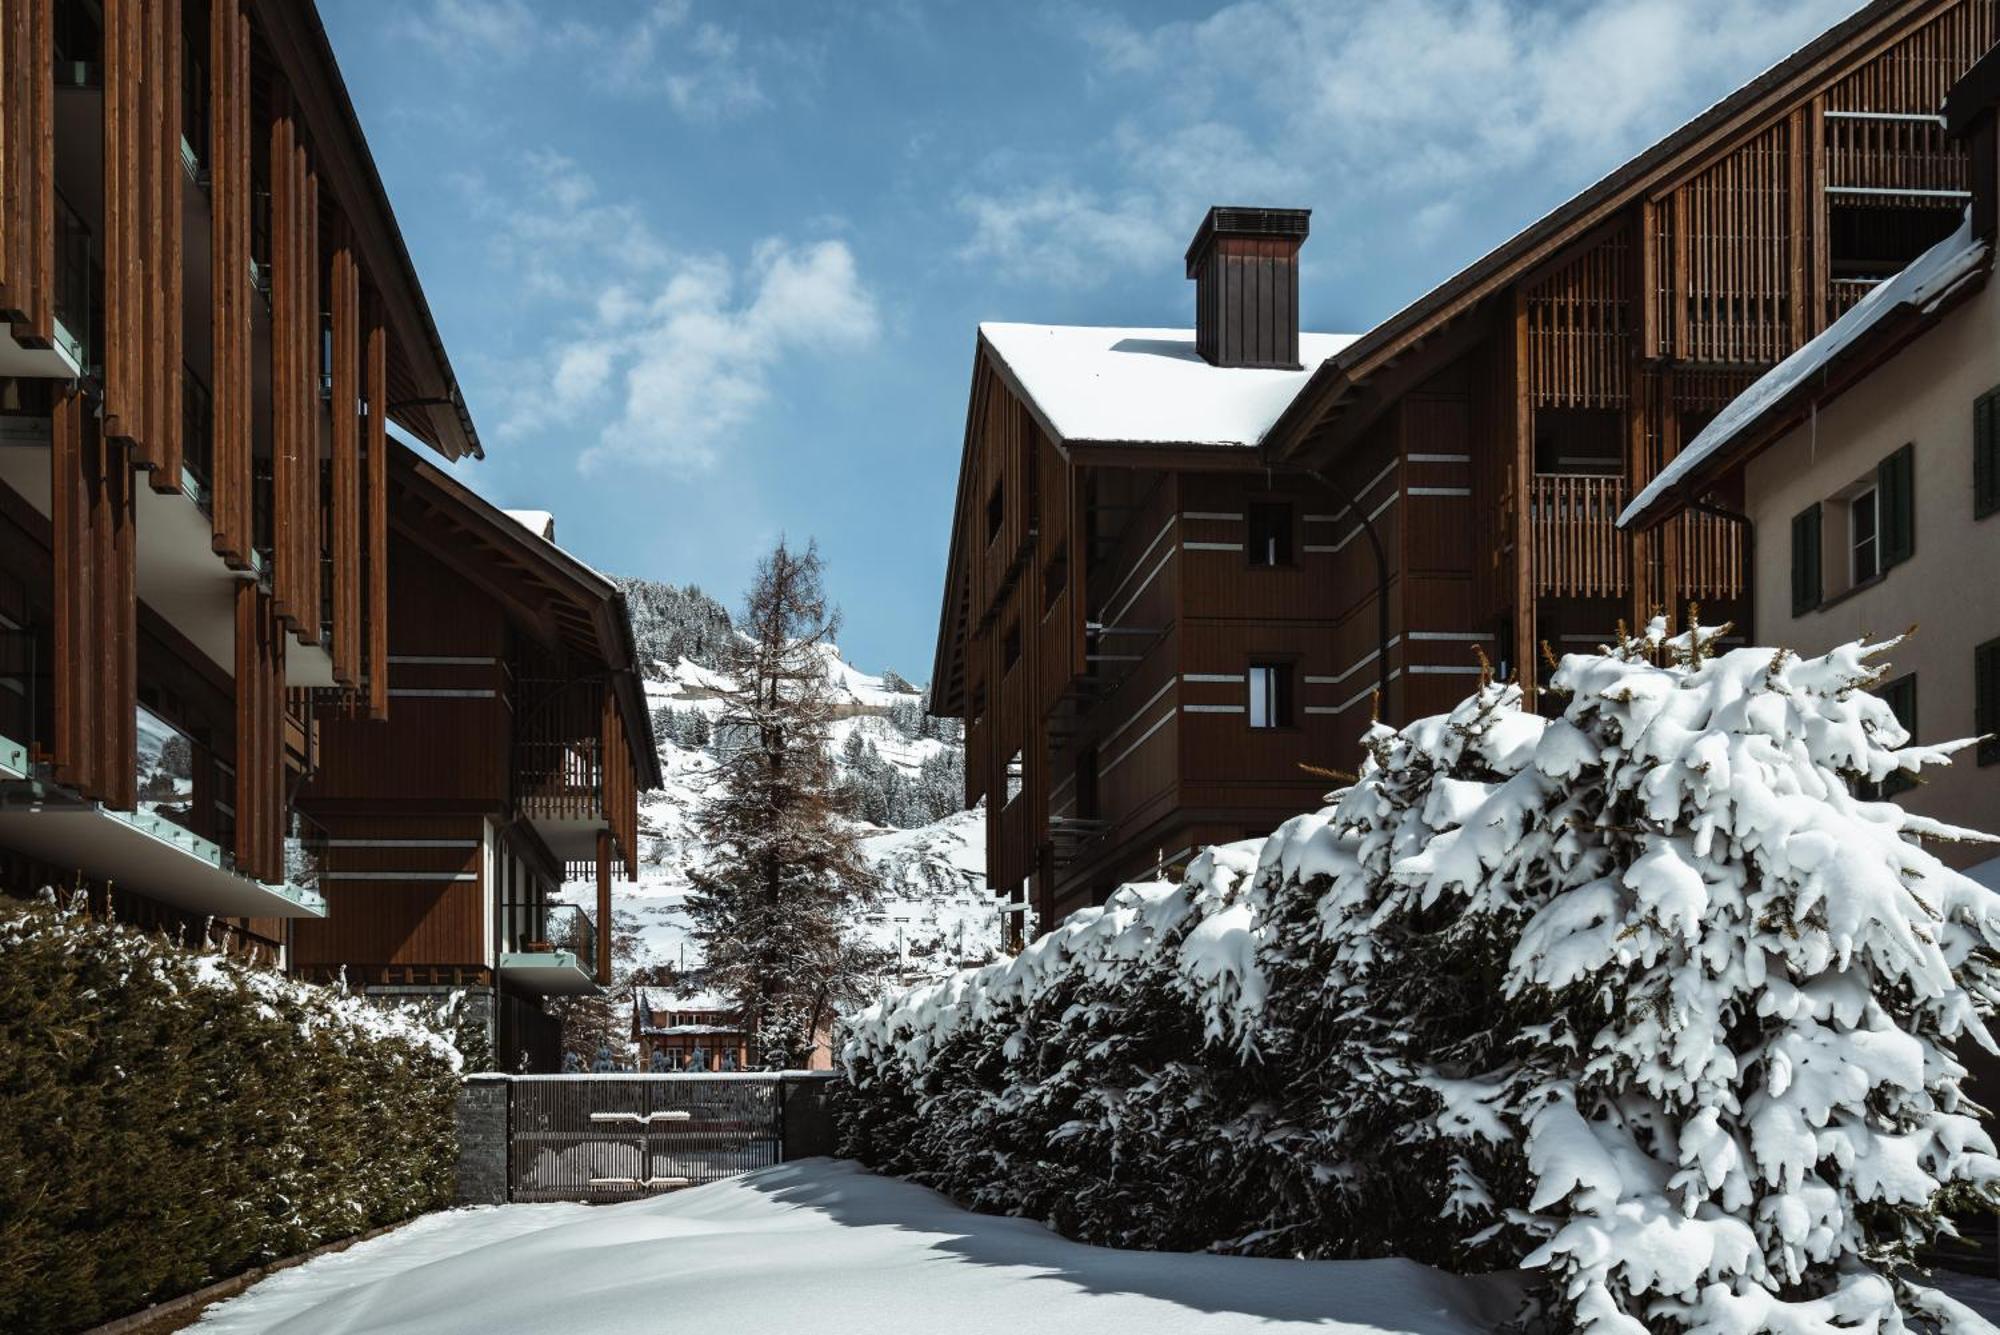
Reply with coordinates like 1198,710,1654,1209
1620,215,1989,527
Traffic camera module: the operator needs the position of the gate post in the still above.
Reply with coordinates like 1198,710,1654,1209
455,1073,512,1206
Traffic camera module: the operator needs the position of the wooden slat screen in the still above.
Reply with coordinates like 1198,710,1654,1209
1526,228,1631,409
1530,473,1629,599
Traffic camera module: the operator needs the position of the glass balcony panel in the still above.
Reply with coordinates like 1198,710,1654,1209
134,704,199,840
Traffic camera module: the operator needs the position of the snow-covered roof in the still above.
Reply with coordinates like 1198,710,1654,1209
1621,216,1990,528
980,323,1359,449
503,509,556,541
634,986,730,1015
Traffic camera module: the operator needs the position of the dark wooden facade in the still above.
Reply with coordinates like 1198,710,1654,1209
296,446,659,1028
0,0,478,957
935,0,2000,931
1266,0,2000,722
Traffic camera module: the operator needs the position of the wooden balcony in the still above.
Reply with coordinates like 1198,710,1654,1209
513,668,639,877
1527,472,1745,602
1530,473,1629,598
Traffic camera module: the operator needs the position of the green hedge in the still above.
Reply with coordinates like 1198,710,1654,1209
0,896,463,1334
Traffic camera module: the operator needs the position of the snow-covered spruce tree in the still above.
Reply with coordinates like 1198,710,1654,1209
1486,624,2000,1331
843,625,2000,1331
689,539,882,1068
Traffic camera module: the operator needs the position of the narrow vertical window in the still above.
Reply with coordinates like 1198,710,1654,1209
987,481,1004,544
1247,503,1293,567
1248,662,1292,729
1004,751,1024,805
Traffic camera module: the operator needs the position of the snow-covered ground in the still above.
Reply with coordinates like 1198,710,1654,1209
195,1160,1519,1334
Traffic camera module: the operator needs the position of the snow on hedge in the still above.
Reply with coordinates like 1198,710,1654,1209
841,624,2000,1333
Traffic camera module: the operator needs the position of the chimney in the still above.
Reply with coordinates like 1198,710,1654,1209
1185,206,1311,370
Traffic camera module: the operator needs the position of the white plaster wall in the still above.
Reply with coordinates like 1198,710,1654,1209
1744,274,2000,865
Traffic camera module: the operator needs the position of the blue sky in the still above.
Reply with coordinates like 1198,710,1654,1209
321,0,1858,680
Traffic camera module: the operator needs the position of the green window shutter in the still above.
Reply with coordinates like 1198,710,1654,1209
1880,673,1919,797
1877,442,1915,569
1978,637,2000,768
1791,503,1822,616
1977,388,2000,520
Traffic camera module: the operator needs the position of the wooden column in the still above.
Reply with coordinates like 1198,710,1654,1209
364,296,389,720
234,582,287,883
1510,288,1536,708
1,0,54,343
209,0,253,567
101,0,182,489
51,390,137,807
269,89,322,644
594,827,612,986
329,224,361,687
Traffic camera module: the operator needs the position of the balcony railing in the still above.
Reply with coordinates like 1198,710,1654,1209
1530,473,1630,599
53,191,90,374
1527,472,1746,603
284,809,329,896
182,363,215,507
135,704,201,842
505,900,597,977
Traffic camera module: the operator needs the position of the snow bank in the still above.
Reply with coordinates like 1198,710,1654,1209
843,625,2000,1333
197,1160,1518,1334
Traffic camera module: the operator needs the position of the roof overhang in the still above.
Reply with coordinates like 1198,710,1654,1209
1621,248,1990,531
258,2,482,461
1262,0,1944,466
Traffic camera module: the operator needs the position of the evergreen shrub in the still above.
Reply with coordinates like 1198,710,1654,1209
0,896,462,1334
840,625,2000,1332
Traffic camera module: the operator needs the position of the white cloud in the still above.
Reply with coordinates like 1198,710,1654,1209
974,0,1857,285
480,156,878,472
396,0,543,63
398,0,773,121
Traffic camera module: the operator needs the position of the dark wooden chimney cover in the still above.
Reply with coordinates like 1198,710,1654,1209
1185,206,1311,370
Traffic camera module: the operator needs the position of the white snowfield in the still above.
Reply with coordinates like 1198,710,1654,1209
195,1160,1517,1335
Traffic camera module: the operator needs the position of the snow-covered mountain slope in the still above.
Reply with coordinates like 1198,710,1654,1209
576,577,996,984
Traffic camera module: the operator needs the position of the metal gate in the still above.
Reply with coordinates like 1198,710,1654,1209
507,1075,783,1203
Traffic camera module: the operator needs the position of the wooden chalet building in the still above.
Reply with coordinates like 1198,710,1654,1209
0,0,477,961
295,453,659,1071
632,987,751,1073
934,0,2000,929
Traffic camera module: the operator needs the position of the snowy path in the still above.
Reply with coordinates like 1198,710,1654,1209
196,1159,1517,1334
